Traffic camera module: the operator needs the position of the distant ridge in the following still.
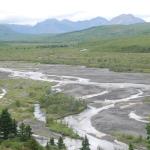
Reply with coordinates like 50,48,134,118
31,17,109,34
110,14,145,25
0,14,146,34
6,16,108,34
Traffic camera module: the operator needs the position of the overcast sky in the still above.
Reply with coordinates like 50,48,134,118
0,0,150,25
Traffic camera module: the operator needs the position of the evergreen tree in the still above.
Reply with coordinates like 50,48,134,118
0,109,13,139
26,138,41,150
19,122,26,141
128,143,134,150
19,122,32,141
12,119,17,136
0,108,34,146
25,125,32,139
57,136,65,149
97,146,104,150
46,142,50,150
80,136,90,150
146,123,150,140
146,123,150,150
50,137,55,145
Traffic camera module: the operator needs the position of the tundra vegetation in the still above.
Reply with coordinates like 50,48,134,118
0,108,44,150
0,24,150,73
0,79,86,139
0,23,150,149
112,118,150,150
0,108,68,150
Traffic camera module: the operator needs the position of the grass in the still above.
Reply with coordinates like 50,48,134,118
0,78,86,138
0,39,150,73
143,97,150,104
0,23,150,72
40,92,86,138
0,79,51,120
40,92,86,119
112,132,148,149
47,119,79,139
0,138,45,150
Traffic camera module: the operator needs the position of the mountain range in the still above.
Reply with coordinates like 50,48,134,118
0,14,146,35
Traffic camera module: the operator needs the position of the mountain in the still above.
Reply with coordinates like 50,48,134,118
7,24,32,34
0,25,16,35
0,25,22,40
0,14,146,37
0,25,42,41
110,14,145,25
7,17,108,34
2,14,146,34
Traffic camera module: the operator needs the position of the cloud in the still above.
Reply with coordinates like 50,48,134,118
137,14,150,22
55,11,85,20
0,16,40,25
0,0,149,24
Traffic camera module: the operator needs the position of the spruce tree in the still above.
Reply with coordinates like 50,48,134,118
146,123,150,140
12,119,17,136
129,143,134,150
97,146,104,150
0,109,13,139
25,125,32,139
57,136,65,149
50,137,55,145
80,136,90,150
46,142,50,150
27,138,40,150
146,123,150,150
19,123,32,141
19,122,26,141
0,108,33,142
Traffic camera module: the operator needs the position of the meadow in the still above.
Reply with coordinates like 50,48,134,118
0,24,150,73
0,38,150,73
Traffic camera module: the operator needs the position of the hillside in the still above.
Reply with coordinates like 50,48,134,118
0,25,53,42
42,23,150,43
0,23,150,72
0,25,21,41
1,22,150,47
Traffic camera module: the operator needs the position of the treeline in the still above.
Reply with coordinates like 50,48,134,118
0,108,32,140
0,108,91,150
36,44,68,49
46,136,66,150
3,108,150,150
0,108,43,150
121,45,150,53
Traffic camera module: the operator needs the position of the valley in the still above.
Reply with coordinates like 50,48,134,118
1,23,150,73
0,62,149,150
0,14,150,150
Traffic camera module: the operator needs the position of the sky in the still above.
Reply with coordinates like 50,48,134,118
0,0,150,25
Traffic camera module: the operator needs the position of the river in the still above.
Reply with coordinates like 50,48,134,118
0,65,150,150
